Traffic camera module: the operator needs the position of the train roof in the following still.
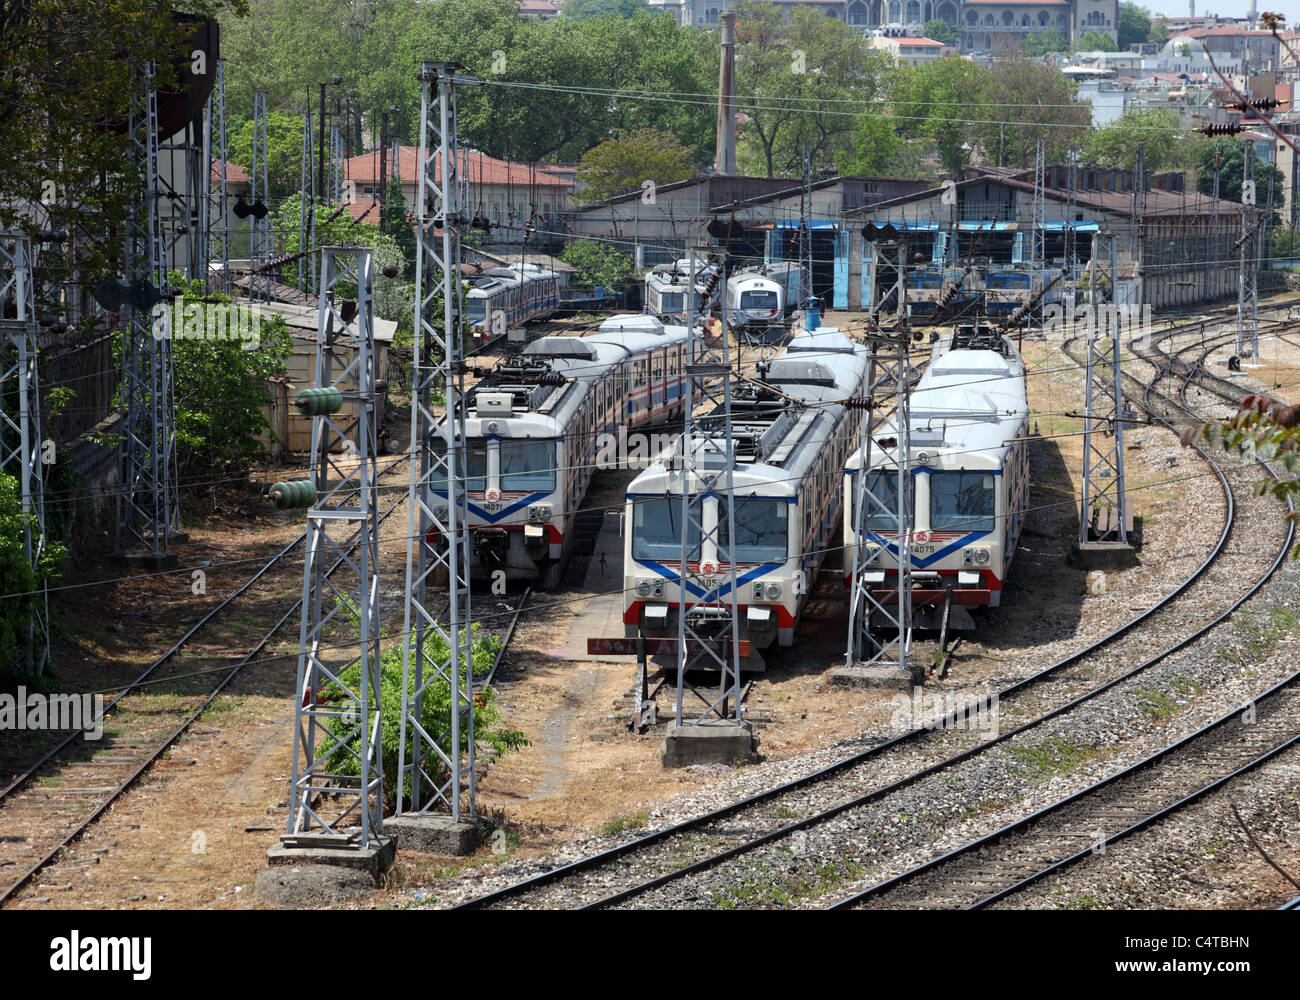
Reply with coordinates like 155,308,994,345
847,334,1028,472
628,329,869,495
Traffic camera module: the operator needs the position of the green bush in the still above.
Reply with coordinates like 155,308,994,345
321,626,528,810
0,472,64,677
165,273,292,480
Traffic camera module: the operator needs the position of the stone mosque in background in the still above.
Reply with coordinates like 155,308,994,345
650,0,1120,53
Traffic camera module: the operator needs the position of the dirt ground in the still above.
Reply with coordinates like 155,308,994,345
1,305,1254,909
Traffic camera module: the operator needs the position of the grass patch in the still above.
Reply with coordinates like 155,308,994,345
1009,737,1105,783
600,810,649,837
1131,686,1181,723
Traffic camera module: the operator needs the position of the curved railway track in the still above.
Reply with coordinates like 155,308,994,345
822,308,1298,910
450,303,1297,910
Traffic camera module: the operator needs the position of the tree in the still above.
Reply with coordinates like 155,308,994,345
228,110,305,202
1273,225,1300,259
1074,30,1119,52
560,239,633,292
1195,139,1285,210
1083,108,1183,171
575,127,696,204
837,115,918,177
0,2,245,316
972,55,1090,168
1117,3,1152,49
894,55,990,177
735,2,894,177
1184,395,1300,560
562,0,650,17
1025,28,1069,57
923,19,955,45
382,176,417,280
165,274,292,481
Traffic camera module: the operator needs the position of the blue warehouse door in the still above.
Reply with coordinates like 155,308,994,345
767,229,782,264
861,239,875,313
833,230,849,310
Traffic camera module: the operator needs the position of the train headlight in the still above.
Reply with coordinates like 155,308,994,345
764,581,782,600
962,546,991,566
865,543,882,565
636,577,664,599
528,504,553,521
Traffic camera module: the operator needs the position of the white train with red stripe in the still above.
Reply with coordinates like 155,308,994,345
843,323,1029,632
621,327,869,670
435,314,691,587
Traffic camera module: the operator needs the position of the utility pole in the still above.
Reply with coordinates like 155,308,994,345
664,232,752,764
1237,140,1259,363
1078,232,1131,553
0,234,50,677
392,62,481,846
250,92,272,302
275,246,386,863
205,59,228,294
1132,143,1145,308
844,327,914,684
115,63,183,569
299,112,316,295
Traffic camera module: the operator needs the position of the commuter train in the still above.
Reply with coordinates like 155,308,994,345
621,327,870,670
464,263,563,337
643,256,718,323
432,314,692,587
843,322,1029,634
725,261,804,330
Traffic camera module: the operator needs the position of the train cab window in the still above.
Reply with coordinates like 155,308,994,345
499,439,556,492
465,298,487,321
719,498,787,563
464,441,489,492
631,497,702,562
930,471,995,533
739,290,778,312
858,470,913,532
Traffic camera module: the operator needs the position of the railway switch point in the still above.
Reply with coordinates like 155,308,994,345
384,814,479,856
830,661,921,690
266,831,396,879
661,720,756,769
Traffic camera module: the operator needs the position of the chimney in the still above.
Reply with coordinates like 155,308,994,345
715,10,737,177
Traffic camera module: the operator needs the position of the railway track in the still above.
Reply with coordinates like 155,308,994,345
0,453,417,905
826,318,1299,909
447,301,1297,910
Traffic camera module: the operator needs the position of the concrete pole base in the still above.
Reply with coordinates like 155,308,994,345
384,814,480,856
661,719,756,768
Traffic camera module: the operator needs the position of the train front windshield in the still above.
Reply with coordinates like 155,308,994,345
465,297,487,321
632,498,702,562
930,471,996,533
500,440,556,491
660,292,683,313
856,470,913,533
739,290,778,312
718,498,787,563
